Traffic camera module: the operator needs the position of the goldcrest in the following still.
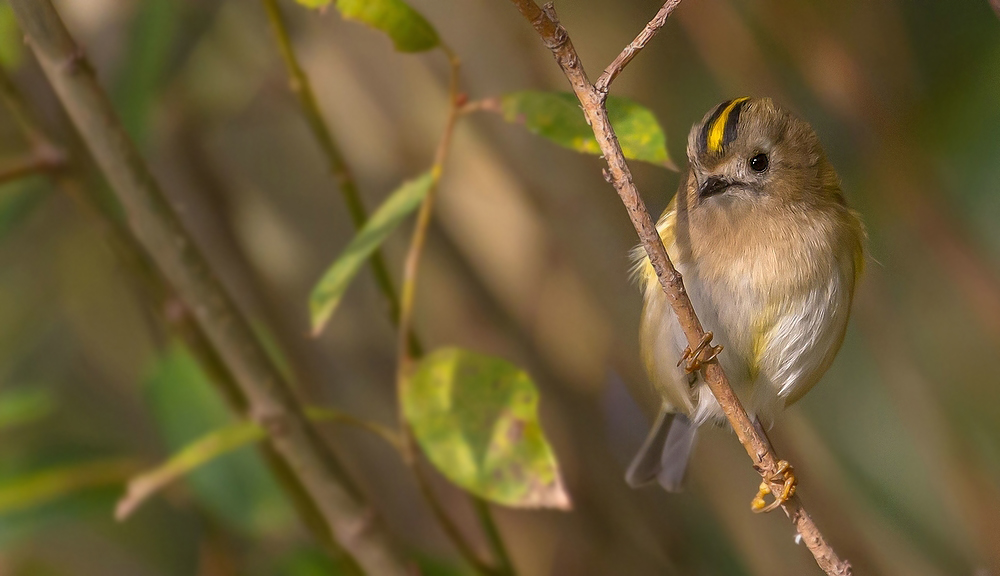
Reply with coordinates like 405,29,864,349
626,97,866,492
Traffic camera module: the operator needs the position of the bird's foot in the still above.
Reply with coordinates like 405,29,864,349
677,332,723,373
750,460,797,513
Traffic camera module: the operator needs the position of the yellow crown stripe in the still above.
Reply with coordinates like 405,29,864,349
706,97,750,153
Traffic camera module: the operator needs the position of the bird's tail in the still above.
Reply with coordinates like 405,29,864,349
625,404,697,492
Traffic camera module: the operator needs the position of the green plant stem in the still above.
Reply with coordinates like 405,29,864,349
6,2,409,574
261,0,410,342
472,498,514,576
412,463,501,576
395,46,462,432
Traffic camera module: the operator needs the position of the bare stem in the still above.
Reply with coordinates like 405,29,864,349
472,498,515,576
0,149,64,185
594,0,683,93
261,0,410,339
6,1,410,573
506,1,851,574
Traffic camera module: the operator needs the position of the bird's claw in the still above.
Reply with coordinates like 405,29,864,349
677,332,723,373
750,460,797,513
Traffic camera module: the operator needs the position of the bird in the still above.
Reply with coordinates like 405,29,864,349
625,97,866,511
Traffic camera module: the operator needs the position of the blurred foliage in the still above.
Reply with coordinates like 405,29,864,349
0,0,998,574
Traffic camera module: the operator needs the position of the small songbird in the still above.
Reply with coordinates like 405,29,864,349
626,97,865,509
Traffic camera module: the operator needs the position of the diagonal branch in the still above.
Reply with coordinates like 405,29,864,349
6,1,410,574
505,1,851,574
594,0,682,93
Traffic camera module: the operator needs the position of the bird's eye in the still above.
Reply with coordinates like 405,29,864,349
749,153,769,172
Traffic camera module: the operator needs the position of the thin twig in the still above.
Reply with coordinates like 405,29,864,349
594,0,682,93
0,150,63,185
396,44,461,453
261,0,410,342
472,498,515,576
505,1,851,574
412,463,504,576
6,2,410,574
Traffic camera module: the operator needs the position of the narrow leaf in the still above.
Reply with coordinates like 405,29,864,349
310,171,433,335
0,460,135,516
404,347,571,510
116,422,266,520
296,0,440,53
143,344,294,535
500,91,672,167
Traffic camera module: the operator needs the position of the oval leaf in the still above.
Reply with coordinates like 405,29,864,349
404,348,571,510
296,0,440,53
500,91,672,167
310,171,433,335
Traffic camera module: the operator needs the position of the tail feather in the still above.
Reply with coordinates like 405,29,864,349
625,404,697,492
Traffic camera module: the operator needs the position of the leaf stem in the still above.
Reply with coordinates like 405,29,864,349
472,498,515,576
395,44,462,453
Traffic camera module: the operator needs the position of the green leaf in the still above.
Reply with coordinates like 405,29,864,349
116,422,266,520
500,91,672,167
404,348,571,509
0,460,135,516
296,0,440,53
0,388,54,431
310,171,433,335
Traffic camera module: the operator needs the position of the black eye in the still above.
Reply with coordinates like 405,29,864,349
750,153,769,172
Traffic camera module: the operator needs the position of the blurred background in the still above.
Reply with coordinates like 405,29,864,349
1,0,999,574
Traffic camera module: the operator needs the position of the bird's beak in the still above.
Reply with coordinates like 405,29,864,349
698,176,732,199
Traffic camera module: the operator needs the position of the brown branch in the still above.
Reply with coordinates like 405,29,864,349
6,1,410,574
0,148,64,185
594,0,682,93
506,1,851,574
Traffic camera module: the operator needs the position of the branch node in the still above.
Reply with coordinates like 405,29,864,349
59,45,89,75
